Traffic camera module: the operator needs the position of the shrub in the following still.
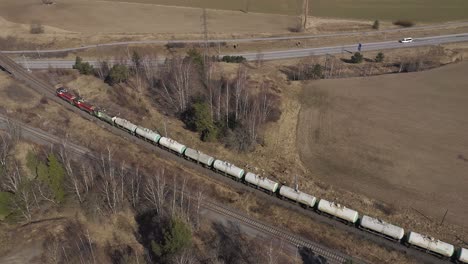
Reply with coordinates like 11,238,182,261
105,64,129,85
289,22,304,33
372,20,380,30
73,56,94,75
186,48,203,66
182,102,218,142
36,153,66,203
165,42,187,49
221,55,246,63
162,217,192,255
350,52,364,64
309,64,323,79
149,217,192,258
393,20,414,27
375,52,385,62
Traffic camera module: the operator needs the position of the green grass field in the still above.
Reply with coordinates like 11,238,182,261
100,0,468,22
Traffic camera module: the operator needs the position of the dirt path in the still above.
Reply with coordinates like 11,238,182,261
297,61,468,228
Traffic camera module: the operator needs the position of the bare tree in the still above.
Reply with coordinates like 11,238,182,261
0,134,12,169
233,65,247,121
95,59,110,80
0,119,20,168
158,57,194,113
172,248,197,264
99,147,123,214
142,54,159,89
129,167,142,208
2,161,22,193
58,139,86,203
36,180,57,205
10,168,37,222
172,175,177,216
143,169,168,217
195,189,203,229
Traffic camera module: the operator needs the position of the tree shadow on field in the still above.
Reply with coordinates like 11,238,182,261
299,247,328,264
340,58,353,64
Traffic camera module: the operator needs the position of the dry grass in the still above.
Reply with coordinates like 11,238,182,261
93,0,468,22
0,0,295,35
12,142,36,177
297,61,468,241
0,69,420,262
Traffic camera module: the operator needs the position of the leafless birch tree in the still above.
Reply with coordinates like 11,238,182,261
159,57,194,113
143,169,168,217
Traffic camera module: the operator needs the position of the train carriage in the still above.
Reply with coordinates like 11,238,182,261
406,232,455,258
458,248,468,263
112,117,138,134
135,126,161,144
56,87,76,105
74,97,96,115
317,199,359,224
213,160,245,180
158,137,186,155
244,172,279,194
94,110,114,124
279,186,317,208
359,215,405,241
184,148,215,167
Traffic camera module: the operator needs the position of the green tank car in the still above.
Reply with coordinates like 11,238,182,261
94,109,114,125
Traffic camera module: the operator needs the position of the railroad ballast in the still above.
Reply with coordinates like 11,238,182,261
55,87,467,263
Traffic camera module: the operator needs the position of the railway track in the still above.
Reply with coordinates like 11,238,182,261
0,115,356,264
0,52,450,264
203,199,350,264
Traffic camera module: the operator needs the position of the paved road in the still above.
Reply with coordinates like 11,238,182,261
13,33,468,68
2,21,468,55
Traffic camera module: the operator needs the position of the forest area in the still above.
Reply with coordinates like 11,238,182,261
0,121,294,264
74,48,282,152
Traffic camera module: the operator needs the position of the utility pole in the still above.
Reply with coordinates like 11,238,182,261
202,8,209,65
303,0,309,30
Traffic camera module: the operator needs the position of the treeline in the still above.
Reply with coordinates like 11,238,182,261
73,56,130,86
78,49,280,152
0,122,198,263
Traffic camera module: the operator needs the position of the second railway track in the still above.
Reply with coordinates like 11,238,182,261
0,116,356,264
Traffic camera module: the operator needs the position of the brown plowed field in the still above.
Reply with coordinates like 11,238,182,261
297,62,468,227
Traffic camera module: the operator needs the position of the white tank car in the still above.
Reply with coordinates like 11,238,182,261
112,117,138,134
317,199,359,223
184,148,215,167
360,215,405,241
213,160,245,179
459,248,468,263
279,186,316,207
244,172,279,193
135,126,161,143
158,137,187,154
407,232,455,258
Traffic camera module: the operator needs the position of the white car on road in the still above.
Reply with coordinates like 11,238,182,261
399,37,413,43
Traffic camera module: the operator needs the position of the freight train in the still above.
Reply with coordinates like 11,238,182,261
56,87,468,263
